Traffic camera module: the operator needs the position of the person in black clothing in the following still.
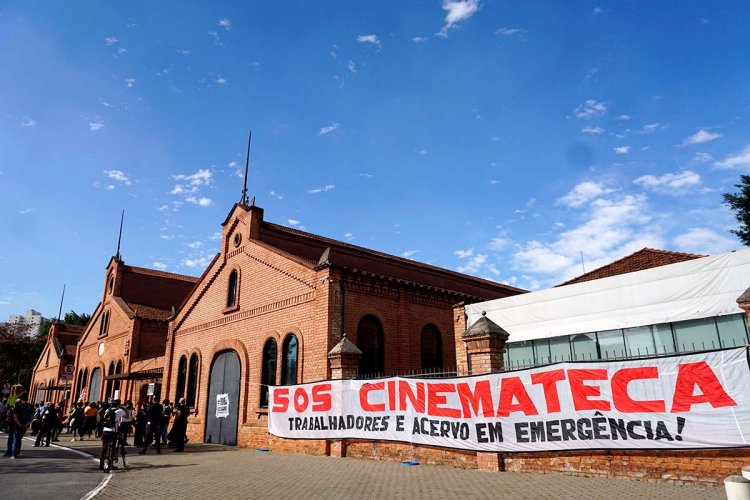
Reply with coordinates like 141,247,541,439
4,392,34,459
34,402,57,447
160,399,172,445
168,398,189,452
138,396,163,455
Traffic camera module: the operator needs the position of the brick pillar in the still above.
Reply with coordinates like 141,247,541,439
461,311,510,471
737,287,750,332
327,336,362,458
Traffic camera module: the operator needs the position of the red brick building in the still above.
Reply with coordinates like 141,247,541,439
29,321,84,404
165,201,524,448
70,256,198,405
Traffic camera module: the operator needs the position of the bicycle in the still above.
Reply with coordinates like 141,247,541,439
101,432,127,472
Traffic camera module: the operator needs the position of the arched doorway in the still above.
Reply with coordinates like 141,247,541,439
89,368,102,403
205,350,240,446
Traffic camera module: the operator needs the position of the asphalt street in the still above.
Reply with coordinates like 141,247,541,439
0,433,106,500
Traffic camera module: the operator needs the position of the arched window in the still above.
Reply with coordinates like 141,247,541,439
187,353,199,407
260,338,277,407
75,369,84,401
357,316,384,377
89,367,102,403
113,360,123,397
227,270,238,308
105,362,115,399
421,324,443,372
175,355,187,402
38,383,45,404
281,335,298,385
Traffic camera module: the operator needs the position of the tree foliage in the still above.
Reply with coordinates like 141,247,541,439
723,175,750,246
0,323,44,388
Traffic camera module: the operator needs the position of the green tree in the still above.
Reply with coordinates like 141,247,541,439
63,310,90,326
0,323,44,388
723,175,750,246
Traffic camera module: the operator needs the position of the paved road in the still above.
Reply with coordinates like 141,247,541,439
0,433,105,500
62,439,724,500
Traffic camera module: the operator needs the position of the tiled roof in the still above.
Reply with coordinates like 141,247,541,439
260,221,526,299
53,323,84,358
119,264,198,312
556,248,705,287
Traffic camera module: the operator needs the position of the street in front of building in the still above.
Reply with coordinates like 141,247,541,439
0,432,726,500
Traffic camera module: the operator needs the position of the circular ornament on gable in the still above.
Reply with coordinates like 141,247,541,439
233,232,242,247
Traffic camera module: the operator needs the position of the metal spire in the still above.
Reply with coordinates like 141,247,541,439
240,131,252,205
115,209,124,260
56,284,66,324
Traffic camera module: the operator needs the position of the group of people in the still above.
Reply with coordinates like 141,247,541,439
2,391,191,468
97,396,190,470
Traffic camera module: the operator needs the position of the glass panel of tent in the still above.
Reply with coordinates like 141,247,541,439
716,314,749,348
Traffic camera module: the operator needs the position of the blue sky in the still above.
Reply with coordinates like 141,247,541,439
2,1,750,319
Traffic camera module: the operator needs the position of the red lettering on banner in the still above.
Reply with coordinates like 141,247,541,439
360,382,385,412
271,387,289,412
388,380,396,411
294,387,309,412
568,369,611,411
671,361,737,412
531,369,566,413
497,376,538,417
457,380,495,418
312,384,332,411
427,383,461,418
611,367,665,413
398,381,425,413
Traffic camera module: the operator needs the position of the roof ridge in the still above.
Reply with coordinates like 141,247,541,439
262,221,527,293
123,265,200,283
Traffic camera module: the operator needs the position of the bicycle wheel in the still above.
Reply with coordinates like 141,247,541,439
102,441,114,473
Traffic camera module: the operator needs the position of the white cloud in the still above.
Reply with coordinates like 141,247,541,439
106,185,115,191
359,172,373,178
615,114,631,121
215,75,227,85
457,253,488,274
288,219,301,226
116,47,127,56
344,233,355,240
319,123,340,135
574,99,607,119
19,208,33,215
715,145,750,170
218,18,231,30
104,36,118,45
186,241,202,249
347,60,356,73
270,190,284,200
308,184,335,194
183,256,211,269
103,169,132,185
487,237,509,251
89,120,106,131
412,37,428,43
0,300,10,305
633,170,700,194
581,125,604,135
125,78,135,88
489,179,499,185
614,145,631,155
673,227,736,255
186,196,213,207
152,261,168,271
21,117,36,127
593,6,605,15
454,248,474,259
495,27,524,36
557,181,614,208
401,250,419,258
642,123,661,134
357,34,380,46
438,0,480,37
173,169,213,188
693,152,713,163
418,149,428,156
170,169,214,206
682,129,722,145
515,194,661,281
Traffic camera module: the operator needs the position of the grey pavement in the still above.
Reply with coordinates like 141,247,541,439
55,436,726,500
0,433,105,500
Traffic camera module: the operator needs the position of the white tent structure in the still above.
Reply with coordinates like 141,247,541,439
465,249,750,365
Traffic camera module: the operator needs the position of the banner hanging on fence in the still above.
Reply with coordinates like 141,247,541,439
268,347,750,452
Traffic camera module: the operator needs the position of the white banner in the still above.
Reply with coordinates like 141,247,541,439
269,348,750,452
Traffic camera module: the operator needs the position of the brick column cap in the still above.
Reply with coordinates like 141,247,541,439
328,336,363,358
461,312,510,342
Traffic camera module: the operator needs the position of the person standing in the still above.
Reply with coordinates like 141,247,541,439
168,398,189,452
83,402,97,438
34,402,57,447
98,400,120,471
4,392,34,459
138,397,163,455
133,403,147,447
160,399,173,445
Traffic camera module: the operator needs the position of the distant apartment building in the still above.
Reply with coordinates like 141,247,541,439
8,309,45,337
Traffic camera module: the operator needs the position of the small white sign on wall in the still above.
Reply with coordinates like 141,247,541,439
216,393,229,418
